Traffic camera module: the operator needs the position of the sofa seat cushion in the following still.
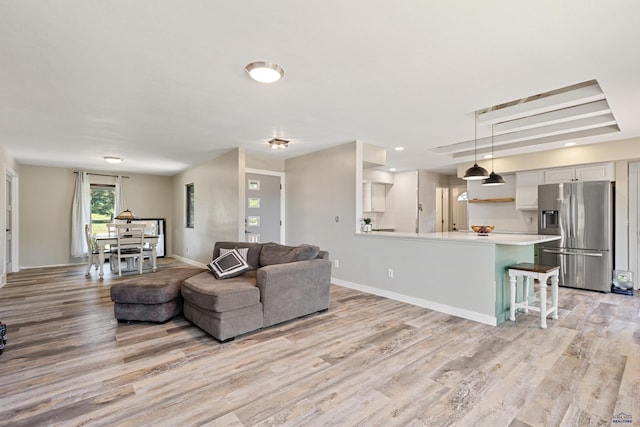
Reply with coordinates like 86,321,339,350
182,271,260,312
259,243,320,266
111,266,205,304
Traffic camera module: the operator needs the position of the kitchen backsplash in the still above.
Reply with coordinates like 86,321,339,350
467,174,538,233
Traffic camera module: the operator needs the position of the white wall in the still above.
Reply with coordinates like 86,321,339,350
285,141,500,324
171,149,244,265
19,165,173,268
376,171,417,233
466,174,537,233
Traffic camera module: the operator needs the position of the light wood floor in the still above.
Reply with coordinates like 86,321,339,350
0,259,638,426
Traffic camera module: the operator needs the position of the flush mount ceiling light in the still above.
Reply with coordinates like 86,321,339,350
463,112,489,180
103,156,123,164
268,138,289,150
245,61,285,83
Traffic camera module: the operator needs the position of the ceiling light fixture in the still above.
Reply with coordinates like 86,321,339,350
482,124,506,186
103,156,123,164
463,112,489,180
268,138,289,150
564,142,577,147
245,61,285,83
394,147,404,151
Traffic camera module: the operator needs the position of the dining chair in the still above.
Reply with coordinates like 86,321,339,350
141,223,157,267
105,223,120,272
84,224,101,276
110,224,145,276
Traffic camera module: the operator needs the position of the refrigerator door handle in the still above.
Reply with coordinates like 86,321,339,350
542,249,603,257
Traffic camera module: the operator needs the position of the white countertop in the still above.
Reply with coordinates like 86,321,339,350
359,231,561,246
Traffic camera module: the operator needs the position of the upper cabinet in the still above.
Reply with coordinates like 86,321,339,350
515,170,544,210
363,182,386,212
544,163,615,184
363,168,394,185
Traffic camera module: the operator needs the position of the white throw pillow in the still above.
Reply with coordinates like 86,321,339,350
208,248,250,279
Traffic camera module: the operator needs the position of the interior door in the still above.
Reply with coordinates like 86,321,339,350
5,175,11,274
450,185,467,231
630,162,640,289
245,173,281,243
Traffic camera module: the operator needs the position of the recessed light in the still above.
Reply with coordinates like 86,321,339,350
389,168,397,172
245,61,285,83
394,146,404,151
103,156,123,164
484,154,493,159
564,142,577,147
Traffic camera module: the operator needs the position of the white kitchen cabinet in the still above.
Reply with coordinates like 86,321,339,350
363,182,386,212
544,163,614,184
515,170,544,210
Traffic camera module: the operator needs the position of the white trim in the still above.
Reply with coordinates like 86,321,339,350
245,168,285,244
6,169,18,274
629,162,639,289
332,277,498,326
171,254,207,269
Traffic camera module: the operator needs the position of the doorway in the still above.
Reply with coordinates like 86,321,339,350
4,171,18,279
245,170,284,243
450,185,468,231
629,162,640,289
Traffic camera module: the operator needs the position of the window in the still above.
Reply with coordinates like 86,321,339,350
186,183,194,228
90,184,115,235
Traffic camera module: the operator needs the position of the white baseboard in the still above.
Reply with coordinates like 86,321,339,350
331,277,497,326
171,254,207,269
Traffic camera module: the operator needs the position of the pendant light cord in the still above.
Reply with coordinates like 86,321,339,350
474,111,478,164
491,123,495,171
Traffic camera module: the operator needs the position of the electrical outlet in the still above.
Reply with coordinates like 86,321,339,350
335,216,340,222
185,247,189,254
334,259,339,268
388,268,394,278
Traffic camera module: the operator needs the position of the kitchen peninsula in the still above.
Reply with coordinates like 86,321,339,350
350,231,561,326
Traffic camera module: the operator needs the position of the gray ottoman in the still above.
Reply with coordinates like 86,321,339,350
182,271,264,341
110,266,205,323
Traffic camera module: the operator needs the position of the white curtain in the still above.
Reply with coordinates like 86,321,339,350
71,171,91,257
114,175,127,217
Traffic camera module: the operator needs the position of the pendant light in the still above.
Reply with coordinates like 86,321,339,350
482,124,506,186
463,111,489,180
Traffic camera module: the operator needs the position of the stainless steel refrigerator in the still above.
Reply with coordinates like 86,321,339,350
538,181,613,292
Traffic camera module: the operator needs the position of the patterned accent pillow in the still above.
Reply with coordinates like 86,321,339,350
208,249,250,279
220,247,249,261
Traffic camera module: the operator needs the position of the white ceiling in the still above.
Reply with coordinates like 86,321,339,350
1,1,640,176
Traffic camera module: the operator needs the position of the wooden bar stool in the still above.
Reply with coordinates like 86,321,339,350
507,262,559,329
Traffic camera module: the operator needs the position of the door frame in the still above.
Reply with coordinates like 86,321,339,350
245,168,285,244
3,169,19,284
629,162,639,289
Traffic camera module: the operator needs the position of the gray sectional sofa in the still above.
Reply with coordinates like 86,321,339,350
181,241,332,342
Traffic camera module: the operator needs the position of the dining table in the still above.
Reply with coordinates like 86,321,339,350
94,234,159,278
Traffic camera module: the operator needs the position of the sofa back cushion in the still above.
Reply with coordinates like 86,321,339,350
213,242,262,270
259,242,320,266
